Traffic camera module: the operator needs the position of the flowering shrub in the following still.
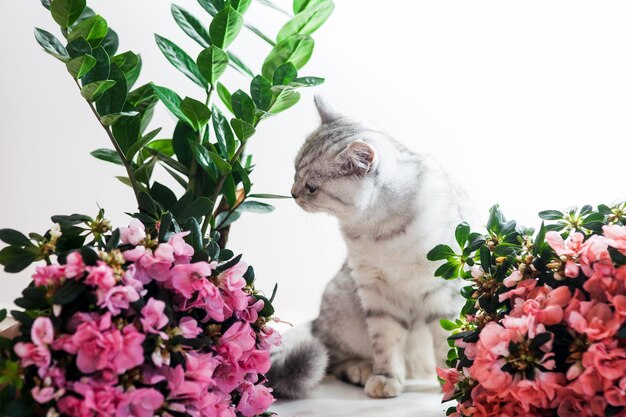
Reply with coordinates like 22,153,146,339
0,213,279,416
429,204,626,417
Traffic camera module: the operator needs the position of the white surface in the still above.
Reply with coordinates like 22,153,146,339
272,377,446,417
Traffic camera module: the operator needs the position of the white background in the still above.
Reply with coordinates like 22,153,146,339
1,1,626,322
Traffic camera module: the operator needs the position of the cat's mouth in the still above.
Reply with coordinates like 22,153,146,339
295,198,318,213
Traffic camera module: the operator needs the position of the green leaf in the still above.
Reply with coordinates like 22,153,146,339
34,28,68,61
479,245,492,273
100,111,139,126
262,35,315,79
222,173,237,206
52,279,85,305
82,46,110,85
227,52,254,77
102,28,119,56
154,34,207,88
111,51,139,76
180,97,212,132
427,244,455,261
95,63,127,116
197,46,229,86
212,105,237,157
231,89,256,124
179,196,213,220
215,210,241,229
455,222,471,248
277,0,334,42
269,89,300,114
90,148,123,165
209,6,243,49
0,246,39,273
66,37,91,58
126,127,162,160
66,54,96,79
272,62,298,86
172,121,195,166
434,261,459,279
440,319,458,331
0,229,32,247
293,0,325,13
152,84,192,124
40,0,51,9
150,182,177,211
230,0,252,13
67,15,108,46
112,113,141,153
197,0,219,15
147,148,190,175
216,82,234,113
538,210,564,220
290,76,324,87
80,80,115,101
230,118,256,141
50,0,86,28
171,4,211,48
244,23,275,46
189,141,231,176
250,75,273,111
238,201,275,213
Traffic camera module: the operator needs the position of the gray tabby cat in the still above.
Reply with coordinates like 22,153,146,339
267,96,476,399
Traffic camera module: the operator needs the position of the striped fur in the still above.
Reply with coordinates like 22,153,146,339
270,96,477,399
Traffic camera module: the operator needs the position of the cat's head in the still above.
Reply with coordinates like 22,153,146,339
291,96,379,218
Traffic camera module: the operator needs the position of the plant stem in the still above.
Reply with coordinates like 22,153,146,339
74,80,142,205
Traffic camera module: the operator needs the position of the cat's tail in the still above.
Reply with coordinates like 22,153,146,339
266,322,328,399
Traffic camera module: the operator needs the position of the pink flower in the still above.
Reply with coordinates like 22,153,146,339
169,231,195,264
85,261,116,290
510,285,571,325
119,218,146,246
236,381,274,417
139,243,175,281
102,285,140,315
546,231,584,278
218,321,256,362
141,298,169,338
33,264,65,287
179,317,202,338
171,262,214,299
239,349,271,375
31,316,54,346
31,386,56,404
116,388,164,417
14,342,50,368
64,251,85,279
57,395,92,417
185,352,218,384
113,325,146,374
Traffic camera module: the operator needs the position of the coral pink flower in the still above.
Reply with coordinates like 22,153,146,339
603,224,626,254
546,231,584,278
119,218,146,246
582,341,626,381
141,298,169,338
64,251,85,279
557,389,608,417
507,371,565,411
236,381,274,417
116,388,164,417
436,367,462,401
510,285,571,325
565,298,621,341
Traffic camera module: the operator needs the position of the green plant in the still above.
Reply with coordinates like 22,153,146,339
34,0,333,249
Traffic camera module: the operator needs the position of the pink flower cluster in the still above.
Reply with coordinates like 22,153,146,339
440,225,626,417
15,219,280,417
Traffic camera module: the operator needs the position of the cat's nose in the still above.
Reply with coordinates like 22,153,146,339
291,191,298,199
290,185,299,199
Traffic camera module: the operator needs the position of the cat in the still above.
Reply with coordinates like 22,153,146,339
266,96,477,399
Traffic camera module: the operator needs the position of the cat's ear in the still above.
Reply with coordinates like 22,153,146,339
314,95,342,124
337,140,378,177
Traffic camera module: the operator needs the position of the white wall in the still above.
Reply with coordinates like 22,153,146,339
2,1,626,322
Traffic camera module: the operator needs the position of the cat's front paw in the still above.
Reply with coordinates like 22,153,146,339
364,374,403,398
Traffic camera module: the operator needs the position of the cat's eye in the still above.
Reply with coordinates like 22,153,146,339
306,183,318,194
